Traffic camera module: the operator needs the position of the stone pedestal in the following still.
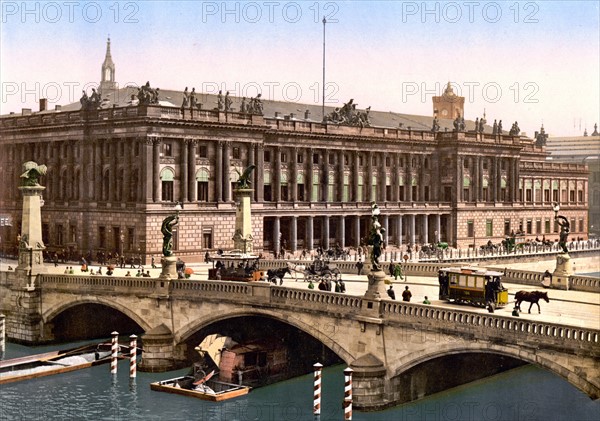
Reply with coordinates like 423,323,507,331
233,188,254,253
159,256,177,280
552,253,573,290
364,270,388,300
16,185,47,286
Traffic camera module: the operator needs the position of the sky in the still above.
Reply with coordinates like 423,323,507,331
1,0,599,137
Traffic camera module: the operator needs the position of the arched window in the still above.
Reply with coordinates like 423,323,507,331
160,167,175,202
371,174,378,202
196,168,209,202
343,173,350,202
357,174,364,202
312,170,320,202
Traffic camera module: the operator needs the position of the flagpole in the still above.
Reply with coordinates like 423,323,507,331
322,16,326,122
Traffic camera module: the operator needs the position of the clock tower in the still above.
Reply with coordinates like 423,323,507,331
433,82,465,119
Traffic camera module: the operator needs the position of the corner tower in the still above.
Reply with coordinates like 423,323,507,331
99,37,117,94
433,82,465,119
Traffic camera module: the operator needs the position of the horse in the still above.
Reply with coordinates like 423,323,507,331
267,267,291,285
286,262,306,281
515,291,550,314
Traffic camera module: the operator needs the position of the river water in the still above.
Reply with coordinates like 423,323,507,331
1,341,598,421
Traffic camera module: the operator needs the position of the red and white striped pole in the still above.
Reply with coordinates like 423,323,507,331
129,334,137,378
343,367,354,420
110,331,119,375
313,362,323,415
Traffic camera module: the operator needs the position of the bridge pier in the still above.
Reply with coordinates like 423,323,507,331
350,353,387,410
139,323,186,372
2,285,44,344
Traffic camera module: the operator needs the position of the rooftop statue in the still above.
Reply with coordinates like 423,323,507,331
431,116,440,133
20,161,47,187
137,81,160,105
235,165,256,189
80,89,102,111
324,99,371,127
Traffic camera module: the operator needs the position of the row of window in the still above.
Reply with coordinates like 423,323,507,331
466,218,586,238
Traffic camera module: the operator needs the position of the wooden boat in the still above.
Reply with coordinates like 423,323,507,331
150,375,250,401
0,342,114,385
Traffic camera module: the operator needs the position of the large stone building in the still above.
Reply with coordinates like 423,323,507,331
0,41,590,262
543,125,600,236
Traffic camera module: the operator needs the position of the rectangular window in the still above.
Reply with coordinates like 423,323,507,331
552,189,559,202
570,190,575,202
281,152,287,163
359,155,364,166
526,219,532,234
578,190,583,202
313,153,319,164
444,186,451,202
570,218,576,232
526,189,532,202
198,181,208,202
99,226,106,249
297,184,305,201
504,219,511,236
56,224,63,246
297,153,303,164
412,185,418,201
463,188,470,202
264,185,272,201
399,158,404,167
202,228,213,249
486,220,493,237
399,186,405,201
545,219,551,234
372,156,377,166
385,156,391,167
127,227,135,251
467,221,474,237
164,143,172,157
328,154,335,165
544,189,550,202
579,218,584,232
162,181,173,201
199,145,208,158
424,186,430,201
232,147,240,159
264,150,271,162
344,155,349,165
500,188,507,201
536,219,542,234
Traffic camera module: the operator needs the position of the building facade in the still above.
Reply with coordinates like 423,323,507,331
0,45,590,262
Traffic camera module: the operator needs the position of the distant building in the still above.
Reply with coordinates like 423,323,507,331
433,82,465,120
0,42,590,262
545,128,599,234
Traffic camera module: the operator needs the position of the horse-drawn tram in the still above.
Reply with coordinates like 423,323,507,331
208,252,264,282
441,266,509,309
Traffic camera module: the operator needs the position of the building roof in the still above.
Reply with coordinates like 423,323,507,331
545,135,600,162
5,85,499,134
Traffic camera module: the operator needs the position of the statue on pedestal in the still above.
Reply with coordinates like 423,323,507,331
20,162,47,186
235,165,256,189
161,214,179,257
368,202,385,271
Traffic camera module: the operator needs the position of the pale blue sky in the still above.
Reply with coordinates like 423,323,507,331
1,1,599,136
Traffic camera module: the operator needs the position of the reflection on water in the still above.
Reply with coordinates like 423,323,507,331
1,342,599,420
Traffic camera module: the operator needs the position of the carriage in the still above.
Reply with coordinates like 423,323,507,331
441,266,509,308
208,253,264,282
303,258,341,282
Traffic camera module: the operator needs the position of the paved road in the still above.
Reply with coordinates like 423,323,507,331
4,258,598,331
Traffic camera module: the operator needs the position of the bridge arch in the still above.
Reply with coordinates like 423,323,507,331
175,307,354,364
389,341,598,400
42,295,153,333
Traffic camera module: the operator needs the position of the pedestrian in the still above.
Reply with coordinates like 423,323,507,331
512,306,520,317
151,255,157,269
318,280,327,291
338,279,346,293
355,260,364,275
204,251,210,264
308,280,315,289
422,296,431,304
387,285,396,300
394,263,403,281
125,271,131,276
389,261,395,277
402,286,412,302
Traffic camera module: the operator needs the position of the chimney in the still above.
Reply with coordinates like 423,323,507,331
275,112,280,118
55,105,62,111
304,110,310,119
290,113,295,119
39,98,47,112
22,108,32,116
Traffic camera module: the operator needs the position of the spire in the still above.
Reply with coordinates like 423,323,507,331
99,36,117,94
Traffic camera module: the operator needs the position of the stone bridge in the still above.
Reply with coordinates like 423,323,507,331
1,272,599,409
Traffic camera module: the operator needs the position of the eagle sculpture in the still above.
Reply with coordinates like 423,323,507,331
20,161,47,186
235,165,256,189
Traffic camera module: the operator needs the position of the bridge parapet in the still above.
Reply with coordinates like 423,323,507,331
39,274,170,296
271,287,363,313
380,301,599,356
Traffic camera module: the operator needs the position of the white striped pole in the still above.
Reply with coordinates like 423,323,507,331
0,314,5,358
129,334,137,378
344,367,354,420
110,331,119,375
313,362,323,415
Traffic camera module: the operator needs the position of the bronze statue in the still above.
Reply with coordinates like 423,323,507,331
555,215,570,254
235,165,256,189
368,202,385,271
161,213,179,257
20,161,47,186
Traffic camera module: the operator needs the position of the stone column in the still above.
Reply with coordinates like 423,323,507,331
406,153,413,202
457,156,464,203
256,144,264,202
188,139,197,202
338,215,345,249
215,141,223,202
16,183,48,282
409,214,416,246
382,214,389,246
306,216,314,250
274,146,281,202
307,148,314,203
321,149,329,202
435,214,441,242
323,215,330,250
422,214,429,244
353,152,360,202
513,158,519,202
181,138,189,203
338,150,345,202
290,148,298,202
366,151,373,202
273,217,281,256
392,154,399,202
94,140,102,201
223,141,231,202
290,216,298,252
152,137,161,202
396,215,403,247
354,215,361,248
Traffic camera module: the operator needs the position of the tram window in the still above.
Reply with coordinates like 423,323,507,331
476,277,484,289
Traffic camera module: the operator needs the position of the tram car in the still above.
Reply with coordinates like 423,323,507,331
440,267,509,308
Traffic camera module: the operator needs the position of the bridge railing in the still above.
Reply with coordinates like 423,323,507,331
38,274,166,294
380,300,599,355
270,286,363,313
